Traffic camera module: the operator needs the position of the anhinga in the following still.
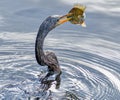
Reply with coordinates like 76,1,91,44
35,4,86,79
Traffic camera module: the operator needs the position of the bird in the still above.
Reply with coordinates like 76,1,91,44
35,4,86,80
35,15,65,77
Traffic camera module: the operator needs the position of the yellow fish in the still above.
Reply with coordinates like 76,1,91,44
68,4,86,27
57,4,86,27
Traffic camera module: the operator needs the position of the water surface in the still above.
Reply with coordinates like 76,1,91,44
0,0,120,100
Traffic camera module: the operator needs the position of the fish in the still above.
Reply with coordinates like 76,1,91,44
67,4,86,27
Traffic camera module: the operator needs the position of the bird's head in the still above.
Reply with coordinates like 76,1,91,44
40,15,68,32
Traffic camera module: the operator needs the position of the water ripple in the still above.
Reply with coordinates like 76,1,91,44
0,31,120,99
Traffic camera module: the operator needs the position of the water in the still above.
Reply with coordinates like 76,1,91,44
0,0,120,100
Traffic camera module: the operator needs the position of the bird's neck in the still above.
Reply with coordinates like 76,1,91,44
35,29,49,65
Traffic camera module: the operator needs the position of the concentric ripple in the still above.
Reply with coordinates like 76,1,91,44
0,30,120,100
60,55,120,100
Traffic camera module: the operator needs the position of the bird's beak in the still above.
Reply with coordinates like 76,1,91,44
56,14,72,26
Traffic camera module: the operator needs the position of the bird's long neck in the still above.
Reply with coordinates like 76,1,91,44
35,28,49,66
